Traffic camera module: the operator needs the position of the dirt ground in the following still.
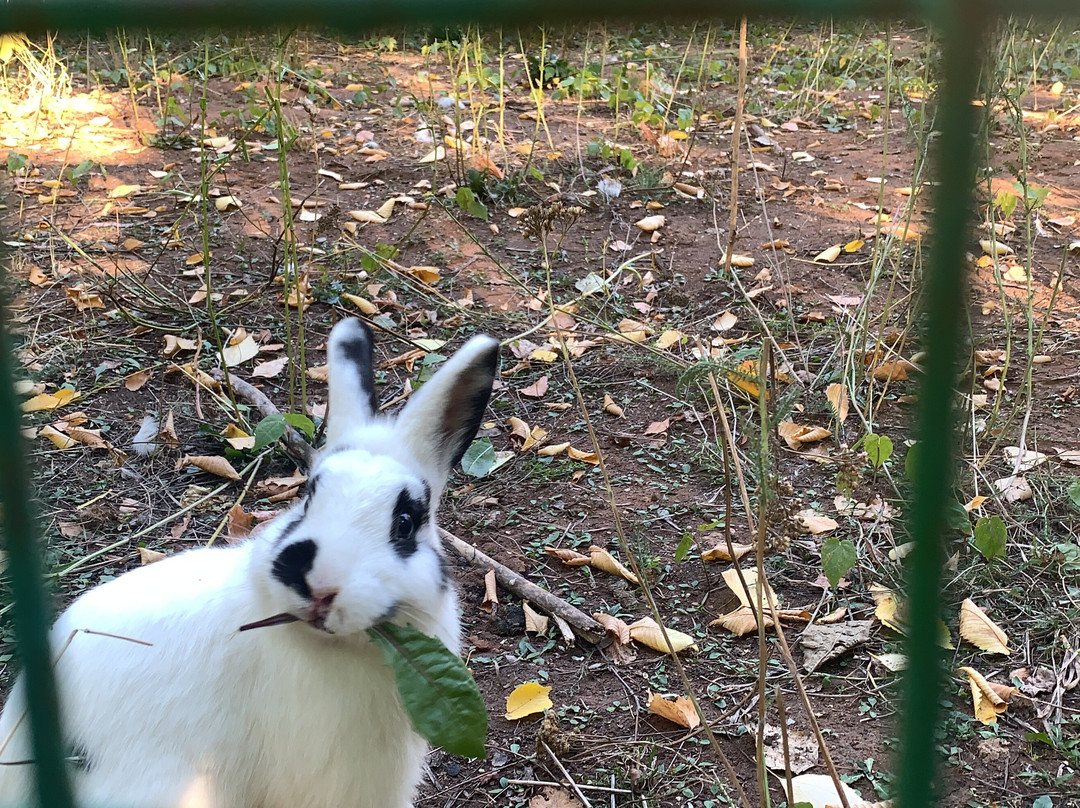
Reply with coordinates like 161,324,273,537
1,23,1079,808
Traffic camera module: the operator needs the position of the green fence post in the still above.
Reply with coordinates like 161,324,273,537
897,3,988,808
0,286,73,807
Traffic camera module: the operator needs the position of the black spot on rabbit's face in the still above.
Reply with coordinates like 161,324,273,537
272,539,317,599
390,487,430,557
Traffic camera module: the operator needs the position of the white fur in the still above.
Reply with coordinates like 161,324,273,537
0,320,498,808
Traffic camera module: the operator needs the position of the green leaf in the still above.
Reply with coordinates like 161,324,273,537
1032,796,1053,808
253,414,287,451
460,438,496,478
1068,478,1080,510
455,187,489,221
368,622,487,758
674,532,693,563
6,151,27,173
864,433,893,469
283,412,315,439
973,516,1007,559
820,537,857,589
904,443,920,482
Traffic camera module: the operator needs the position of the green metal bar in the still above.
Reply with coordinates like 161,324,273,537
0,0,1076,36
897,3,987,808
0,285,74,806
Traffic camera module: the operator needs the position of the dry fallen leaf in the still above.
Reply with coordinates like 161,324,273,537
222,334,259,367
826,383,849,422
522,601,549,635
647,692,700,729
138,548,167,565
794,510,839,535
480,568,498,614
226,503,255,541
252,356,288,379
644,419,670,435
587,545,639,585
178,455,241,481
602,393,624,417
566,446,599,465
701,540,755,563
635,214,666,232
959,666,1018,724
994,475,1032,503
959,598,1011,655
39,424,77,449
124,369,152,392
711,605,771,637
628,616,698,655
505,682,552,720
778,421,832,450
544,546,592,566
656,329,683,350
813,244,842,263
21,388,78,413
520,376,549,399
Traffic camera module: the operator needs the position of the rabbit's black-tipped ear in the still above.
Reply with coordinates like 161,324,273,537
398,335,499,489
326,319,379,446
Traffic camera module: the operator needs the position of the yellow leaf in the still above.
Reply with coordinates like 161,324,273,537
959,666,1017,724
404,265,440,285
588,546,639,585
844,238,864,253
711,605,772,636
813,244,842,263
20,388,77,413
777,421,832,450
530,349,559,362
826,383,849,422
39,425,77,449
793,509,838,535
701,542,754,563
223,423,255,451
214,195,242,212
721,567,777,611
635,215,665,232
544,546,592,566
538,442,570,457
221,335,259,367
959,598,1011,655
655,329,683,350
647,692,700,729
963,495,988,512
349,210,388,224
628,616,698,655
726,254,755,268
871,584,954,648
180,455,241,481
342,293,378,314
108,184,141,198
566,446,599,465
505,682,552,720
602,394,624,418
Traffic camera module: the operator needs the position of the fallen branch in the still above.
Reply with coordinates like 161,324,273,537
438,528,605,645
214,370,604,646
209,370,315,468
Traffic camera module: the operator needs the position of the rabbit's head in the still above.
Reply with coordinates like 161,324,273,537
252,319,499,640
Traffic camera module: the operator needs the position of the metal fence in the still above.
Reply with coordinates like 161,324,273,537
0,2,1075,807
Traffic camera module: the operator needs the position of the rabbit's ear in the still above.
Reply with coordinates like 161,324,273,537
326,319,379,446
397,335,499,489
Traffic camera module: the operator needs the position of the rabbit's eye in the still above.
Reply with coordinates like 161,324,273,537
395,512,415,541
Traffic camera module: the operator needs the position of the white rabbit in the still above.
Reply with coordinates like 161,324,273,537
0,319,499,808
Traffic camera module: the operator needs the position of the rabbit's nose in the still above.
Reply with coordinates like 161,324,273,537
309,589,339,629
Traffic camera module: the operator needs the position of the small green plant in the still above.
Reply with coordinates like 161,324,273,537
821,537,857,588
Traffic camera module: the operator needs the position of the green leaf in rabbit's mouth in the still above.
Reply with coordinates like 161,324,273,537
367,622,487,759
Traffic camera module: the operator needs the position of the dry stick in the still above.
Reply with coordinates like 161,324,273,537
209,370,316,468
704,371,852,808
540,741,593,808
722,15,748,276
213,371,606,645
439,529,604,645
